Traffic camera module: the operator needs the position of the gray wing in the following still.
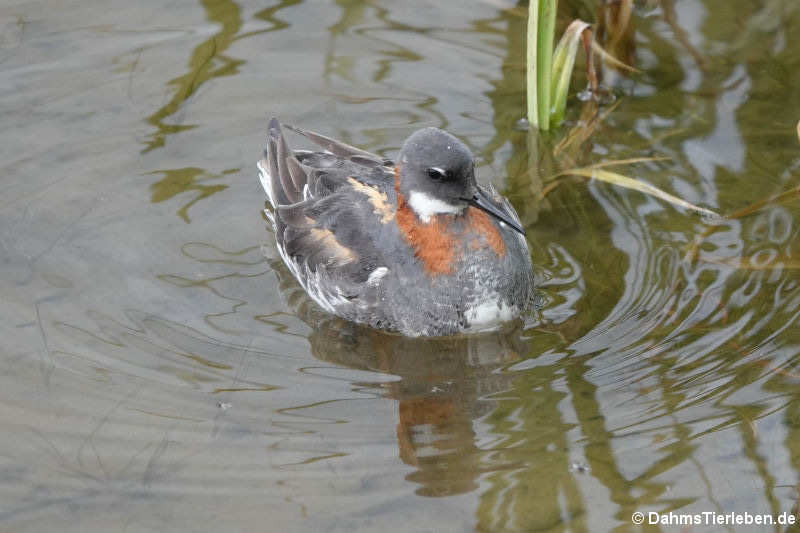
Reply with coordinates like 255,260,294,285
258,118,396,313
259,118,393,205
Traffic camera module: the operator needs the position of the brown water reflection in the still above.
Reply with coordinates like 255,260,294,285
315,324,524,498
1,0,800,531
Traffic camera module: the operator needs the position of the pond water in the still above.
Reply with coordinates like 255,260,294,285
2,0,800,531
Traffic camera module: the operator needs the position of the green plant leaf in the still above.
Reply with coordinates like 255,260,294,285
527,0,540,128
536,0,557,130
551,20,591,127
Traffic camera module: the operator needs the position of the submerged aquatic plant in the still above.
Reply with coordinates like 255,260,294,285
526,0,716,220
559,165,720,219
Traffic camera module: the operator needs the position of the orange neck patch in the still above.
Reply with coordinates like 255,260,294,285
466,207,505,257
396,192,456,274
394,167,506,275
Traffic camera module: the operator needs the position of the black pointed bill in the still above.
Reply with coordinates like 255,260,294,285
461,189,525,236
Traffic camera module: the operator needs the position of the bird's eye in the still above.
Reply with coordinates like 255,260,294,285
426,167,449,181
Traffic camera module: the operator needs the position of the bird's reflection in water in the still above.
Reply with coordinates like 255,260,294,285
267,256,527,497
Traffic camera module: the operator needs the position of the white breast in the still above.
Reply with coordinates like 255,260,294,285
464,298,517,331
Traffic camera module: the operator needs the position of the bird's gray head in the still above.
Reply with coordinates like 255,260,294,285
396,127,526,234
396,128,476,221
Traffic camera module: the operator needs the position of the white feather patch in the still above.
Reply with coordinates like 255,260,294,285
367,267,388,286
257,159,275,208
407,191,464,222
465,298,517,331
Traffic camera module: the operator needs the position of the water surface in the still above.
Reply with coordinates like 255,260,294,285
2,0,800,531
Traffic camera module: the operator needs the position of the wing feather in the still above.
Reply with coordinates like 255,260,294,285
261,118,395,315
286,154,309,194
283,124,383,163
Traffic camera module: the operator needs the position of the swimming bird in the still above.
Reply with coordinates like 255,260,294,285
258,118,533,337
